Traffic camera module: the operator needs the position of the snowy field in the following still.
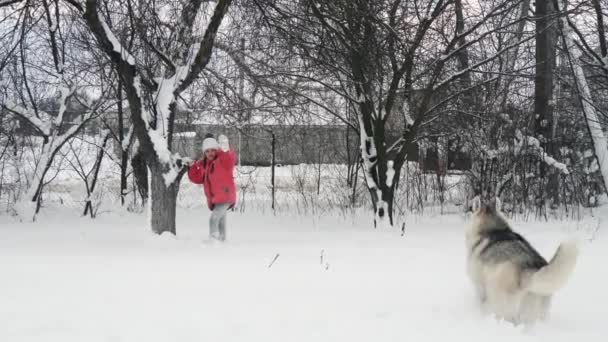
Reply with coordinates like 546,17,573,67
0,203,606,341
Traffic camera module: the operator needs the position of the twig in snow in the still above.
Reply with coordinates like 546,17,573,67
401,222,406,237
320,249,324,265
268,253,280,268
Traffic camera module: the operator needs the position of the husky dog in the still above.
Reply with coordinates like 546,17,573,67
465,199,579,325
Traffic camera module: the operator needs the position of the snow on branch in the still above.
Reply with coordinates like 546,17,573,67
98,14,136,66
386,161,395,187
2,102,52,136
4,85,77,138
122,125,134,152
515,131,569,175
359,116,379,191
152,39,202,136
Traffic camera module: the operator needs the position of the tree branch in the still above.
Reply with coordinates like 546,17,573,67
176,0,233,93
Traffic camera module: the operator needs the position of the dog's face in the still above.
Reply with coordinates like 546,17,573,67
468,198,508,237
468,204,494,235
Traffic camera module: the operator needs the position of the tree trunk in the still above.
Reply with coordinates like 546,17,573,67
149,166,180,235
131,145,148,205
591,0,607,58
120,148,129,205
454,0,471,90
84,132,110,217
317,144,322,195
29,145,57,216
116,80,129,206
534,0,558,209
351,159,360,206
384,184,396,226
271,132,276,211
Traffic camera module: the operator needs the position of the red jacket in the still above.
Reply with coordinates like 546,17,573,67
187,148,237,210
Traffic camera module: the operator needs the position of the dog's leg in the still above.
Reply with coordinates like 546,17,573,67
518,293,552,324
475,283,487,304
485,263,524,324
538,295,552,321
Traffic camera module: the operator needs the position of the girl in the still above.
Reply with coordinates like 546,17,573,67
187,134,236,241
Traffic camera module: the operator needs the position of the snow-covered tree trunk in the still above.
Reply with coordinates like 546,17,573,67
357,109,401,227
560,3,608,192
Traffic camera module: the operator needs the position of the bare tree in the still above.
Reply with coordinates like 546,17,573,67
1,1,103,219
252,0,529,226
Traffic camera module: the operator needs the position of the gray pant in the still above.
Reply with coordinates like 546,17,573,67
209,203,229,241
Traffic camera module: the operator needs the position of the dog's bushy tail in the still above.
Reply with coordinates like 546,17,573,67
527,239,579,295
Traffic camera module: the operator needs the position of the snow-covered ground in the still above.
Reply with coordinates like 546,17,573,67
0,139,604,340
0,204,605,341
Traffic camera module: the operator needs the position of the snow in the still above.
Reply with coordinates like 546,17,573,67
1,140,605,340
386,160,395,187
162,166,179,187
515,132,570,175
358,118,378,192
0,205,605,341
121,125,134,151
542,153,570,175
146,128,183,186
355,91,366,104
585,159,600,174
153,39,202,136
49,19,57,32
148,129,172,164
402,100,415,126
154,77,175,136
132,76,152,129
175,131,197,138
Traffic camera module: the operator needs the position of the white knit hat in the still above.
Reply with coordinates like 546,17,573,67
202,137,220,152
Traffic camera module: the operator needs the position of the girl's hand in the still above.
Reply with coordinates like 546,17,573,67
182,157,194,167
218,134,229,151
